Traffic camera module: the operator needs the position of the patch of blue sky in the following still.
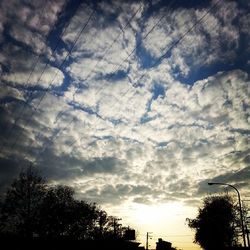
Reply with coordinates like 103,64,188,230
173,31,250,85
135,26,161,70
152,83,165,99
146,83,165,111
175,59,250,86
0,96,21,105
22,85,48,93
140,83,165,124
99,68,129,82
52,73,74,95
140,114,158,124
46,0,83,51
68,100,101,118
156,141,169,148
107,117,125,126
136,44,158,69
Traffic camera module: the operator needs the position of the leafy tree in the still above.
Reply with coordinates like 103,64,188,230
91,209,112,239
0,167,136,241
37,185,99,239
187,195,238,249
0,166,46,238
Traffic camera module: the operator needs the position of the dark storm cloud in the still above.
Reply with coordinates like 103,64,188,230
39,152,126,181
81,183,164,205
197,164,250,196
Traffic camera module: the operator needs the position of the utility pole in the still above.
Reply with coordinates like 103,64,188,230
113,217,122,237
242,200,250,247
245,224,250,247
208,182,246,247
146,232,152,250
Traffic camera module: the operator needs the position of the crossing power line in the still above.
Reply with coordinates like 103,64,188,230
8,8,95,151
61,0,221,157
53,2,144,124
7,2,143,163
32,1,150,157
43,0,178,156
5,0,221,174
2,1,84,145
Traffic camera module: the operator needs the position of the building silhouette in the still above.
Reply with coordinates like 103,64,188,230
156,238,174,250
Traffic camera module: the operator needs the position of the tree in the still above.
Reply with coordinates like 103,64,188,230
37,185,99,239
187,195,238,250
0,166,46,238
0,167,136,241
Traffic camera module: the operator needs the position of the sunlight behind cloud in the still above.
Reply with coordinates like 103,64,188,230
107,201,201,249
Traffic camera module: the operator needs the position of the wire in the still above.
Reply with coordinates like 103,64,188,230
95,0,221,147
54,0,176,127
36,2,149,154
66,0,220,155
2,1,81,144
2,0,49,139
49,0,178,154
53,3,144,124
8,9,95,151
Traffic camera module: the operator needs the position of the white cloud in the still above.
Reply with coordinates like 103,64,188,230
9,24,48,54
2,61,64,88
0,0,249,209
0,84,24,101
142,0,240,77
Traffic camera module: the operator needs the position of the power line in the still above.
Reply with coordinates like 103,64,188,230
2,0,49,140
7,0,221,177
53,2,144,124
2,1,83,145
66,0,221,156
34,2,149,155
8,8,95,151
50,0,178,154
12,2,144,158
96,0,221,144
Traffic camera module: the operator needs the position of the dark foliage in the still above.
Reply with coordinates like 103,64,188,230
0,166,46,237
0,167,134,241
187,195,238,250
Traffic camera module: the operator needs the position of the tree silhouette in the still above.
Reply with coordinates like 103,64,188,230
0,167,136,242
0,166,46,238
187,195,238,249
37,185,99,239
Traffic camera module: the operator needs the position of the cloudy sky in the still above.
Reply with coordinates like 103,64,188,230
0,0,249,249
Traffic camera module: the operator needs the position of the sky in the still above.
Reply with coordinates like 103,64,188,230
0,0,249,249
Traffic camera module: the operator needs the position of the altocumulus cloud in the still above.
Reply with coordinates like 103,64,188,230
0,0,249,207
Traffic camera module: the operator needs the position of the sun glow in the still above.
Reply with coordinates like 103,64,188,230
131,202,183,225
108,201,201,250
